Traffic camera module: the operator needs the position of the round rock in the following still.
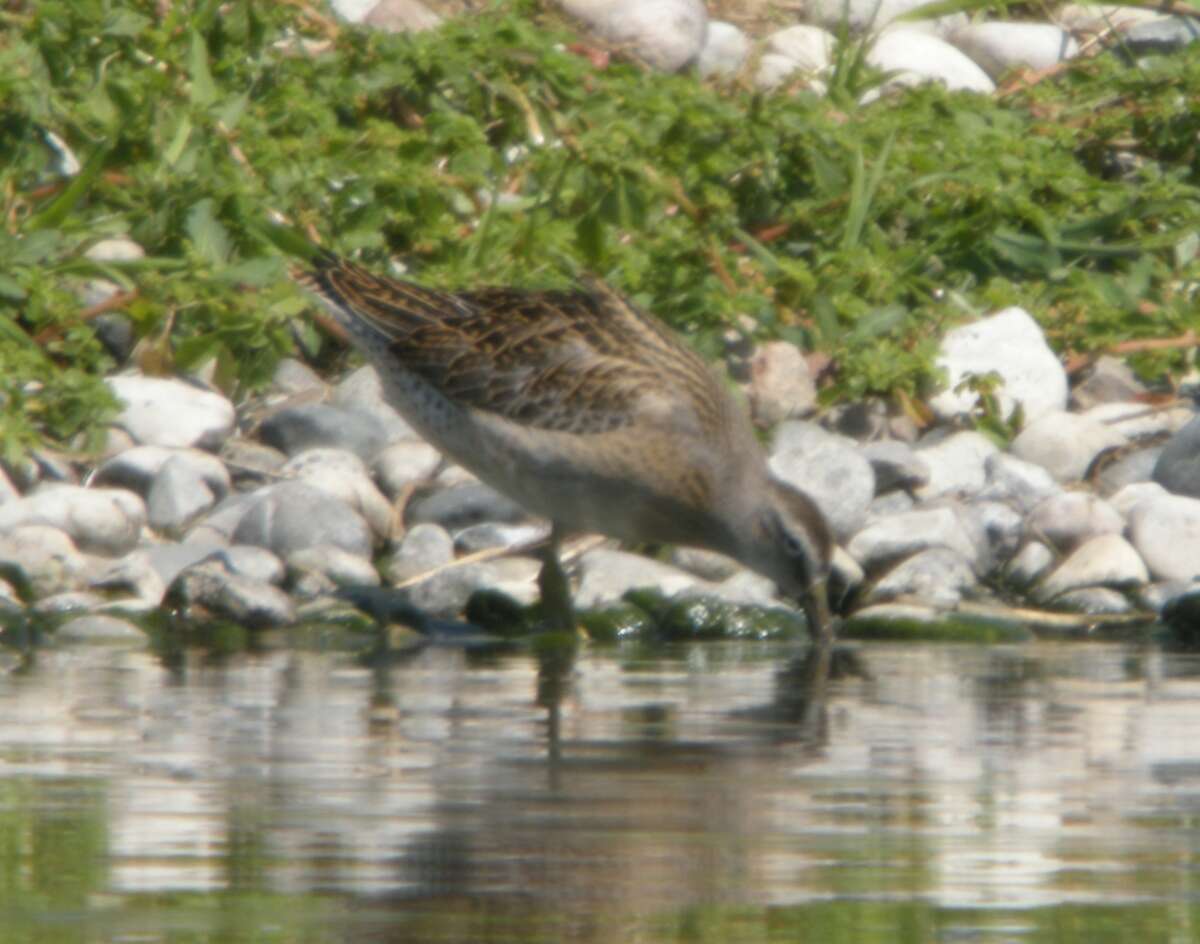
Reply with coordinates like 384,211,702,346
56,614,147,645
847,506,979,572
259,404,390,462
1128,494,1200,581
867,546,976,608
107,375,235,450
232,481,373,559
916,431,999,499
575,548,702,608
0,485,146,555
1035,533,1149,601
949,22,1078,79
0,525,89,598
281,448,394,539
866,28,995,94
1026,492,1123,553
147,454,218,533
1011,410,1127,483
769,424,874,541
697,20,750,78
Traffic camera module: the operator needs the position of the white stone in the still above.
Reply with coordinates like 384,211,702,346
282,448,394,539
930,307,1067,423
373,440,443,499
107,375,235,450
767,24,835,73
847,506,979,570
949,22,1078,78
979,453,1061,512
1011,410,1127,482
85,237,145,263
147,455,217,532
697,20,750,78
94,445,231,498
558,0,708,72
328,0,378,21
1007,540,1054,587
1037,533,1148,600
1128,495,1200,581
803,0,964,34
1083,401,1191,441
868,546,976,607
363,0,442,32
1026,492,1123,553
56,614,147,645
575,548,701,608
0,524,89,597
1109,481,1169,517
866,28,995,95
1056,3,1163,31
747,340,818,426
916,431,999,498
0,485,145,555
288,545,381,588
770,426,875,541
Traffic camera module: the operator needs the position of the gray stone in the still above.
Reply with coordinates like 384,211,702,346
271,357,327,397
259,404,390,461
916,431,999,498
682,569,779,608
669,546,743,582
372,440,442,499
172,561,296,628
866,28,995,94
56,614,147,644
1026,492,1123,553
147,455,217,532
867,547,976,607
1142,579,1196,616
1152,414,1200,498
1070,356,1147,410
288,545,380,588
1011,411,1127,482
949,21,1078,78
1036,533,1149,601
385,523,455,584
1094,446,1161,496
965,499,1024,567
232,481,374,559
697,20,750,78
769,424,874,541
107,375,235,450
980,453,1061,513
33,591,106,615
575,548,701,608
484,556,542,606
454,522,549,555
281,448,394,539
403,560,498,616
363,0,442,33
868,490,915,519
1007,541,1055,588
1128,494,1200,581
331,366,416,442
93,445,231,499
1123,15,1200,55
92,545,209,605
184,492,257,545
406,482,530,531
930,307,1067,423
0,466,19,504
1085,401,1190,441
860,440,930,494
847,506,979,571
220,439,289,483
0,485,145,555
747,340,818,426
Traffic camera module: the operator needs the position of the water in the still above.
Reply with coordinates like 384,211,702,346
2,633,1199,943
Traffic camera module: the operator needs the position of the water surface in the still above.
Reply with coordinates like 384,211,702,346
2,634,1199,942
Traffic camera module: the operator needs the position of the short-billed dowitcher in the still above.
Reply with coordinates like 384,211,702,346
292,252,835,640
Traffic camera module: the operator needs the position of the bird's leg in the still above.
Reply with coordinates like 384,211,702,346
537,523,577,634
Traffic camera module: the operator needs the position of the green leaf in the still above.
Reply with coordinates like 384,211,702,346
186,198,232,265
188,29,216,108
24,141,110,231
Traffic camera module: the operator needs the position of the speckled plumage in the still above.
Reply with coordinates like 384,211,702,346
292,251,834,638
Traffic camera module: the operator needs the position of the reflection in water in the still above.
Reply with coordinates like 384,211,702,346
2,637,1200,941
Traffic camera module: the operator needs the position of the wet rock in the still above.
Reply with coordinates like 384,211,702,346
1128,494,1200,581
92,543,220,605
107,375,235,450
930,307,1067,423
384,523,455,584
232,481,374,559
281,448,394,539
1026,492,1123,553
1006,541,1055,588
56,614,147,645
484,556,542,606
747,340,818,426
916,431,999,498
860,440,930,494
259,403,390,461
866,29,995,95
0,485,145,555
33,591,107,615
949,21,1078,78
692,569,780,608
216,545,286,584
559,0,708,72
172,561,296,628
1011,410,1127,482
697,20,750,78
847,506,979,571
769,423,874,541
979,453,1061,513
1161,583,1200,629
1036,533,1149,601
867,547,976,607
287,545,379,589
147,454,219,532
331,366,416,442
406,482,530,531
373,440,442,499
575,548,702,608
403,561,499,617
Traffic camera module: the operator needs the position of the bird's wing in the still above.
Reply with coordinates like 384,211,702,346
293,255,727,437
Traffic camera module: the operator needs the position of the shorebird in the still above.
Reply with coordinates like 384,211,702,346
291,251,835,641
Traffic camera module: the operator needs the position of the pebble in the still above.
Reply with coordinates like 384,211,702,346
1053,586,1133,615
866,29,995,95
373,440,442,498
385,523,455,584
330,366,416,442
560,0,708,72
453,521,549,555
232,481,374,559
172,561,297,628
147,454,219,532
860,440,930,494
769,423,875,541
979,453,1061,512
56,614,147,645
259,403,391,461
916,431,999,499
0,524,89,597
288,545,381,588
1006,541,1055,588
1026,492,1123,553
575,548,702,608
93,445,231,499
1035,533,1149,601
1128,494,1200,581
0,485,146,555
847,506,979,572
949,21,1078,78
1070,356,1148,410
1152,413,1200,498
697,20,750,78
280,448,394,539
868,547,976,607
107,375,235,450
747,340,818,426
406,482,530,531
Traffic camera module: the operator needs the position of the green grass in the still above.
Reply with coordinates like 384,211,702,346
1,0,1198,459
